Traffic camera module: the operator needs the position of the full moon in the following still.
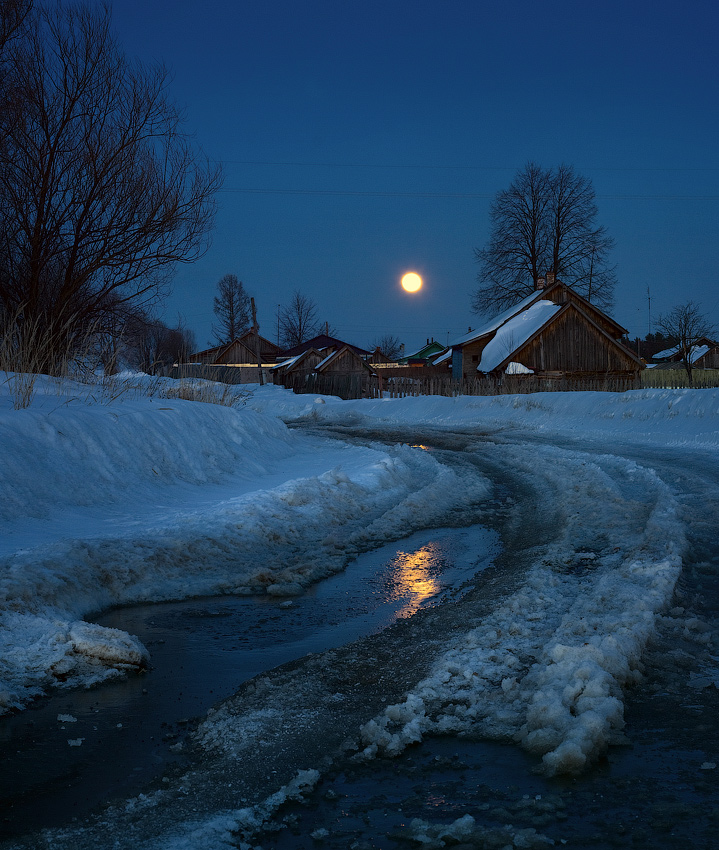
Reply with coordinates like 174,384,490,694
401,272,423,293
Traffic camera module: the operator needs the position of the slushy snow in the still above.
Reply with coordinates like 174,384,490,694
2,372,717,794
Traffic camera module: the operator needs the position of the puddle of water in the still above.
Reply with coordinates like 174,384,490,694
0,525,499,838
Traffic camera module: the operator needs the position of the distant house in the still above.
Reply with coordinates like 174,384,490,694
652,337,719,369
190,331,281,365
368,346,395,365
437,276,643,381
272,343,375,399
277,334,371,361
398,338,446,365
314,345,375,379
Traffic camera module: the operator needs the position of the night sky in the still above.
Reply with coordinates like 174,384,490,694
111,0,718,353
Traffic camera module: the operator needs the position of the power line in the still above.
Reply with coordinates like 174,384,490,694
219,187,719,201
216,159,719,174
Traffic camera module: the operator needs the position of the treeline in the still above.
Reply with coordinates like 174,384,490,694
0,1,219,375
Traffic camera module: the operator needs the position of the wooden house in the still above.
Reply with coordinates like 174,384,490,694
190,331,281,365
270,348,326,385
398,338,446,365
315,345,375,378
277,334,371,361
440,277,643,381
272,344,376,398
652,337,719,369
368,346,394,365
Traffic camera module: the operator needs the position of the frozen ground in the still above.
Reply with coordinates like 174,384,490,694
1,376,718,848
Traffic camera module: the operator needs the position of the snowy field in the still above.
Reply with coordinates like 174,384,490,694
1,373,718,848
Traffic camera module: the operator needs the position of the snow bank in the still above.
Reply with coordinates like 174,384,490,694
247,383,719,449
0,377,491,713
357,445,685,775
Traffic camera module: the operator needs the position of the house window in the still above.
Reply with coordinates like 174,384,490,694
472,355,479,363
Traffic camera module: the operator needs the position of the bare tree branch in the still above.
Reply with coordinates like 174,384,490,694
657,301,716,385
279,290,320,348
0,2,221,371
473,163,616,316
211,273,250,344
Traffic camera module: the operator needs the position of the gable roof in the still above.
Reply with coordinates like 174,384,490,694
270,347,324,373
279,334,371,359
449,289,544,350
400,340,446,361
485,301,642,374
449,282,626,353
476,299,562,371
654,337,719,362
439,282,641,375
190,331,281,363
314,345,374,373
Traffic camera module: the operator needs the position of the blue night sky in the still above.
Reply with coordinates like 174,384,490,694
111,0,718,353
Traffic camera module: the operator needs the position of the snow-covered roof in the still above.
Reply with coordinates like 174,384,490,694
448,290,543,349
655,343,712,363
270,354,301,371
432,349,452,366
477,300,561,372
315,350,336,370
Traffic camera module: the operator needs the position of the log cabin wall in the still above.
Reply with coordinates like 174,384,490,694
321,348,368,376
695,348,719,369
545,283,624,339
514,308,640,375
460,337,491,380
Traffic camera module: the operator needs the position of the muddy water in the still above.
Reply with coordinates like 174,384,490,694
0,524,499,838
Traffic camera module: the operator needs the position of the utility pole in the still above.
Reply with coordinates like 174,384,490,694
250,297,264,386
647,286,651,336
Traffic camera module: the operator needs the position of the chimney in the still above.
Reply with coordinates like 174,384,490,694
546,272,555,286
536,276,546,290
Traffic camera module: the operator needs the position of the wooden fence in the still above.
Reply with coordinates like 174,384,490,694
640,368,719,389
283,372,371,400
376,374,642,398
167,363,719,399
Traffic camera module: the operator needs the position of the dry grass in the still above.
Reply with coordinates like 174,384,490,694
0,313,75,409
158,380,246,407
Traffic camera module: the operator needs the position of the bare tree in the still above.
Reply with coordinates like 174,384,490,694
0,2,221,372
279,290,321,348
0,0,32,51
473,163,616,316
657,301,716,385
371,334,403,360
212,274,250,344
126,313,195,375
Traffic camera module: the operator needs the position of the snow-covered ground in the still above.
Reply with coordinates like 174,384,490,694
0,375,490,716
2,373,718,848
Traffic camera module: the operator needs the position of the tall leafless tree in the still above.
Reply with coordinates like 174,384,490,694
279,290,321,348
0,2,221,372
211,274,250,345
657,301,716,385
473,163,616,316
